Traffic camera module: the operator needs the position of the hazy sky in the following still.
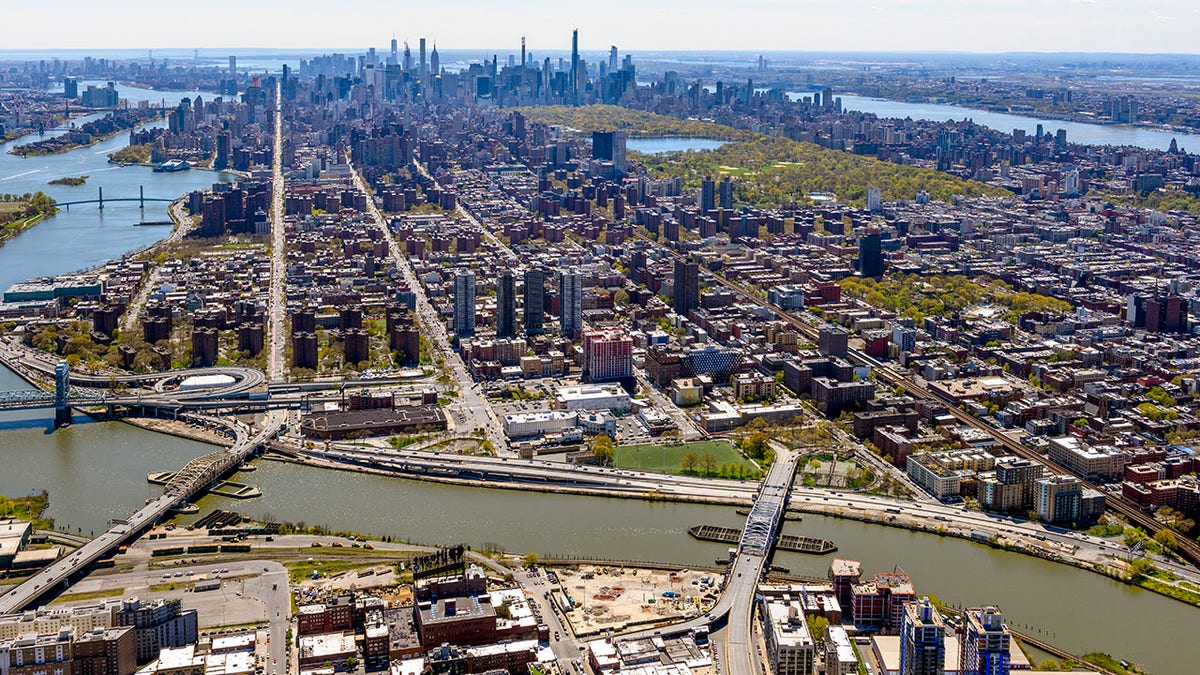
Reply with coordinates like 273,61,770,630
6,0,1198,53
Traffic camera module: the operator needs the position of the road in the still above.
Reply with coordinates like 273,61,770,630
0,410,285,614
267,80,287,383
51,559,289,673
347,158,508,454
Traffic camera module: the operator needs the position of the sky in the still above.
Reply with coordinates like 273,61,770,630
5,0,1199,54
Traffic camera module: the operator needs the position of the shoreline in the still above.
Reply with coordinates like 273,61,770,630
836,91,1198,140
5,354,1198,612
6,112,164,158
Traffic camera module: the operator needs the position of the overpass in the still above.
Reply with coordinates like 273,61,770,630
0,410,284,614
616,448,800,675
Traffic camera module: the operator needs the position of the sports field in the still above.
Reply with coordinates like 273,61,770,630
613,440,760,477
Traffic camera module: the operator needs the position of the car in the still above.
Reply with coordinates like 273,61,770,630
163,573,172,579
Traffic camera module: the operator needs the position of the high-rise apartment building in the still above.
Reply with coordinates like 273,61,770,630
859,232,884,279
496,271,516,338
1036,475,1082,524
559,269,583,338
524,268,545,336
454,270,476,338
114,598,197,664
582,329,633,383
900,598,945,675
673,259,699,317
961,606,1011,675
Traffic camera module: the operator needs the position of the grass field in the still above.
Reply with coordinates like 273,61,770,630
613,440,759,477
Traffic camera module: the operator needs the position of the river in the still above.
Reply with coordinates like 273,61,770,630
0,83,1194,675
786,92,1188,152
0,84,232,291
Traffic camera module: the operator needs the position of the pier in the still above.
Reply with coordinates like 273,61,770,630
688,524,836,555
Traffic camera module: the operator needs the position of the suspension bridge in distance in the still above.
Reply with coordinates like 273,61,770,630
53,186,178,210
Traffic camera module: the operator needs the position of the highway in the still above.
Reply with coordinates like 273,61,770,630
638,234,1200,569
614,448,801,675
0,410,285,614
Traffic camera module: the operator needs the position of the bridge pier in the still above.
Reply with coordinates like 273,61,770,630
97,186,103,210
53,360,71,428
139,185,144,209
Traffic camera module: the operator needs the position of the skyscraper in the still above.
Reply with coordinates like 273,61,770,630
560,269,583,338
570,29,580,104
454,270,476,338
419,38,427,76
961,607,1011,675
496,271,516,338
673,259,699,317
859,232,884,278
900,598,945,675
430,44,440,75
524,268,545,336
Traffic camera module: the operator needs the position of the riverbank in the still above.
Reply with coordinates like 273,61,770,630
843,90,1200,138
0,212,48,247
8,110,163,157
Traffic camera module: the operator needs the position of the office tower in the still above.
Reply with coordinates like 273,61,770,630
961,607,1011,675
582,329,633,382
520,36,526,70
524,268,545,335
390,36,398,63
63,77,78,99
673,259,699,317
700,175,716,213
609,46,619,72
403,42,413,71
560,269,583,338
718,176,734,209
570,29,580,104
454,270,476,337
900,598,945,675
228,55,236,78
859,232,884,278
496,271,516,338
419,38,427,76
430,44,440,74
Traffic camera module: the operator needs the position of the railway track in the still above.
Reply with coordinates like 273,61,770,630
640,234,1200,567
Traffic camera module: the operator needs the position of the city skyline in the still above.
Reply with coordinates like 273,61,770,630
4,0,1199,54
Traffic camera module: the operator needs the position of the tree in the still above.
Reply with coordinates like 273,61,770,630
1156,506,1195,534
680,452,700,473
523,552,540,566
806,615,830,641
1154,529,1178,552
699,453,718,475
591,434,615,465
